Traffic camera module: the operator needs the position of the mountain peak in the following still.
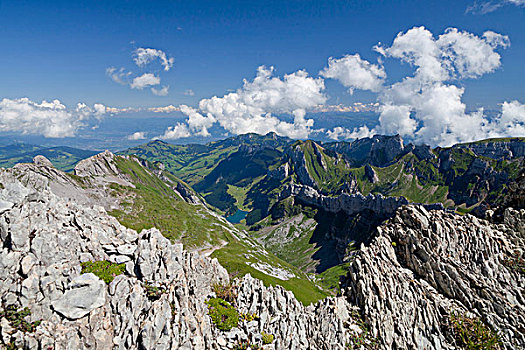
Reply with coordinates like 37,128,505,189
32,155,54,168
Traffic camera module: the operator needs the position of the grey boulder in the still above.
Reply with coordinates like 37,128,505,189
52,273,106,320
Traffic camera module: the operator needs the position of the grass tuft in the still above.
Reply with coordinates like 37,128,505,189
448,312,501,350
80,260,125,284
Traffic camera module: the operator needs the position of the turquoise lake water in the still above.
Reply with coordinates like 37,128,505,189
226,209,248,223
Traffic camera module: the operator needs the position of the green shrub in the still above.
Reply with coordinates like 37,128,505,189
449,312,501,349
262,332,274,344
0,305,41,333
205,298,239,331
80,260,125,284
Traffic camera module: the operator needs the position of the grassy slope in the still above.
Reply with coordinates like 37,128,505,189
317,262,351,294
351,153,449,204
254,213,320,273
106,156,326,305
107,157,233,249
297,140,354,194
211,236,328,305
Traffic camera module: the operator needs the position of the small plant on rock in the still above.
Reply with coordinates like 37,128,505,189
212,281,238,306
205,297,239,331
240,312,259,322
80,260,125,284
0,305,41,333
448,312,501,350
347,310,380,350
232,340,250,350
232,340,262,350
170,302,177,319
261,331,274,344
143,281,166,301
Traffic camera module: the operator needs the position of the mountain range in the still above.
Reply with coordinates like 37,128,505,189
0,133,524,349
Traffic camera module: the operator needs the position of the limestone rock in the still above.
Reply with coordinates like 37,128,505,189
0,167,359,350
74,150,120,177
52,273,106,320
281,183,408,217
32,155,54,168
344,205,525,349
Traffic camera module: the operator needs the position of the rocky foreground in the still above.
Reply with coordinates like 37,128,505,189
0,162,356,350
0,155,524,349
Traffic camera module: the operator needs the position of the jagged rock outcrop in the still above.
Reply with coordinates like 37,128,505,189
364,164,378,183
285,143,318,189
457,138,525,160
10,154,132,211
411,144,436,161
32,155,54,168
281,183,409,217
326,135,407,167
74,150,121,177
0,168,357,349
344,205,525,349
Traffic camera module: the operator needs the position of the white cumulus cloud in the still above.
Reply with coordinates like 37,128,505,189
158,66,326,140
326,26,519,147
130,73,161,90
134,48,174,71
127,131,147,140
158,123,191,139
0,98,107,138
320,54,386,94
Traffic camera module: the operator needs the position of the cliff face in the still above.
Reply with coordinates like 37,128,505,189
285,143,318,189
326,134,407,167
457,138,525,160
281,183,409,217
344,205,525,349
0,167,358,350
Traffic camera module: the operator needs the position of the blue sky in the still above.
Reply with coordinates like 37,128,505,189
0,0,524,147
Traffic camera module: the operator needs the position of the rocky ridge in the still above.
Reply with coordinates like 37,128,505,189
344,205,525,349
0,164,358,349
457,138,525,160
325,135,406,167
280,183,409,217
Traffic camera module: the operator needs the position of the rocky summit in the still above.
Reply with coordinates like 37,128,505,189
0,147,524,349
